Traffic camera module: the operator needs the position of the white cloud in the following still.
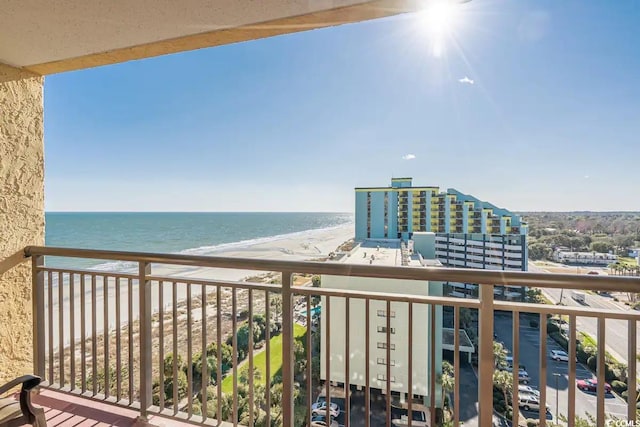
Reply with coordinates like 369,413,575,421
584,175,590,179
458,76,474,85
402,154,416,160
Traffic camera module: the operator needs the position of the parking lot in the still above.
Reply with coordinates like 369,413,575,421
311,311,630,427
495,312,628,422
314,388,392,427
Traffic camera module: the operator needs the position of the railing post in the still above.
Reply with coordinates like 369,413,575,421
281,271,294,426
478,283,494,426
32,255,45,378
138,262,152,420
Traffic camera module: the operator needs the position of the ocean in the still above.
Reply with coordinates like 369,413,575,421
45,212,353,269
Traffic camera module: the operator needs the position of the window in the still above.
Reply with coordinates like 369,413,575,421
377,342,395,350
377,374,396,382
377,326,396,334
376,310,395,318
376,358,395,366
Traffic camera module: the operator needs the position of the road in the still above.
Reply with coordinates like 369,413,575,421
528,261,640,367
495,312,628,422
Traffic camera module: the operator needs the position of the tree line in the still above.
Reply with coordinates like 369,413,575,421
522,212,640,261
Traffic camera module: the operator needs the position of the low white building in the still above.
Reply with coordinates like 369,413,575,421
320,233,443,407
553,250,617,265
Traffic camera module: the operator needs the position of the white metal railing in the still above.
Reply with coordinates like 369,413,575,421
23,246,640,427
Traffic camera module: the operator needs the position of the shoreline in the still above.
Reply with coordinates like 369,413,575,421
47,223,354,349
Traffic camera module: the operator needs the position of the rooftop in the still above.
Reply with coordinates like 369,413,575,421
342,239,443,268
346,239,402,266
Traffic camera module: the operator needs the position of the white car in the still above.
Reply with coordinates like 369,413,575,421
310,415,339,427
392,410,428,426
311,401,340,418
550,350,569,362
519,395,542,411
518,384,540,397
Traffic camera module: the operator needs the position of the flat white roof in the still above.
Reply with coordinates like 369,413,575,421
345,240,402,266
344,240,442,268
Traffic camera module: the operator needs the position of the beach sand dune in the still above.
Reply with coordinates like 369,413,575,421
48,224,354,349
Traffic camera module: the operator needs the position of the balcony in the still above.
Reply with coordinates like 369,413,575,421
1,246,639,427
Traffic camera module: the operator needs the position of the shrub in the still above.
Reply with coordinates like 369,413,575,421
163,353,187,377
605,365,619,383
547,322,560,334
161,371,189,406
191,401,202,416
587,355,597,372
549,331,568,351
529,320,539,328
192,353,218,386
611,380,627,394
206,342,234,373
526,420,539,427
577,345,591,364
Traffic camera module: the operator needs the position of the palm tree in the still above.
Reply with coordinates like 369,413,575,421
493,370,513,416
610,264,619,276
205,391,234,422
440,361,455,411
493,341,508,369
492,341,512,416
270,295,283,324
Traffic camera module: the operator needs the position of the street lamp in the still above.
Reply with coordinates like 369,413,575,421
553,373,561,424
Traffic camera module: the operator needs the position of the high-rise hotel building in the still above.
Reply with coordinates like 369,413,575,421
355,178,528,274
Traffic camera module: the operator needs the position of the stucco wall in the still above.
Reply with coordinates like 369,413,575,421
0,64,44,384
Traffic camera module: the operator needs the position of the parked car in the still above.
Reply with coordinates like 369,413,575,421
518,384,540,397
505,356,526,370
550,350,569,362
311,415,339,427
577,378,612,393
504,366,530,383
391,409,428,426
518,395,542,411
311,401,340,418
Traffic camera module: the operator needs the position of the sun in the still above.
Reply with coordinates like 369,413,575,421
422,1,460,35
416,0,466,57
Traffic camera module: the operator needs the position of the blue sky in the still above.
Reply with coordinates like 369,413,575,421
44,0,640,212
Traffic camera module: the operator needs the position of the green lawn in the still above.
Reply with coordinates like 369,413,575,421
579,331,597,348
617,257,639,267
221,323,307,394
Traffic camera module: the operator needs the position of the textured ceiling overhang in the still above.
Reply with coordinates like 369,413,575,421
0,0,420,75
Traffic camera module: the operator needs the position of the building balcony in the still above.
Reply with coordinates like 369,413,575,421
0,246,639,427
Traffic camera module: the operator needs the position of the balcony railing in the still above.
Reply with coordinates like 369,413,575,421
15,246,640,427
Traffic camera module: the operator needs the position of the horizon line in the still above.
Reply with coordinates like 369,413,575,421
45,210,355,214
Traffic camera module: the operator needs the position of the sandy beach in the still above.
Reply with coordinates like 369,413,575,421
48,223,354,349
155,222,354,280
